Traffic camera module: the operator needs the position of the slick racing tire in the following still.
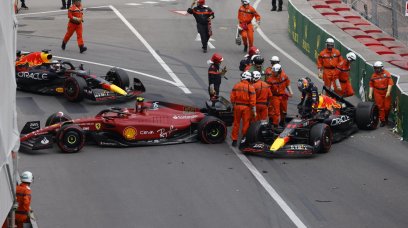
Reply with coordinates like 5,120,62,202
246,121,271,144
106,68,130,90
63,76,87,102
56,124,85,153
198,116,227,144
355,102,379,130
45,112,72,127
309,123,332,154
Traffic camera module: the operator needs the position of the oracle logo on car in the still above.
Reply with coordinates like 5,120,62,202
17,72,48,80
331,115,350,126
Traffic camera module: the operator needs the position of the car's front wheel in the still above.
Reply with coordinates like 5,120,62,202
355,101,379,130
56,124,85,153
198,116,227,144
309,123,332,154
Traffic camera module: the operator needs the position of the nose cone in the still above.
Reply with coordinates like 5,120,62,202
270,137,287,152
110,84,127,96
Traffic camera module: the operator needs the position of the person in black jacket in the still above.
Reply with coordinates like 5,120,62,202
187,0,214,53
297,77,319,118
208,53,227,98
61,0,72,9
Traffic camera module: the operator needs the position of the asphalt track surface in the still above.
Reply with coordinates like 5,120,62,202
16,0,408,227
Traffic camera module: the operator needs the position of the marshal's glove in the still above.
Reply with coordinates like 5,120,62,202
318,69,323,79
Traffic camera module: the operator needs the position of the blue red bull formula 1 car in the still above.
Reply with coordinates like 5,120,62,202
240,87,379,158
20,97,234,153
15,51,145,102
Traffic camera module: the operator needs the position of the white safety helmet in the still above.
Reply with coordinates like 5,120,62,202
270,56,280,62
374,61,383,68
373,61,384,73
21,171,33,183
272,64,282,73
326,38,335,44
326,38,335,49
346,52,356,61
242,0,250,4
241,71,252,81
252,71,262,81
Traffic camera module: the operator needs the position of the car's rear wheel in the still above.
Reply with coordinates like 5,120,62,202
246,121,270,144
63,76,87,102
106,68,130,89
198,116,227,144
56,124,85,153
309,123,332,154
45,112,72,127
355,102,379,130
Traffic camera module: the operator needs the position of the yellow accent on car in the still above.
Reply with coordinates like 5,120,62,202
270,137,286,151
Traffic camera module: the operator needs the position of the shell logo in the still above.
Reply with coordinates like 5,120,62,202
123,127,137,140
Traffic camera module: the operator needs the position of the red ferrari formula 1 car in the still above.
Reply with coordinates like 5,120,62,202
20,97,233,153
15,50,145,102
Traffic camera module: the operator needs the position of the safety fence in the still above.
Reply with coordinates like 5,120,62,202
347,0,408,44
288,0,408,140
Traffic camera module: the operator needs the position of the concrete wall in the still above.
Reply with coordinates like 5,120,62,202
0,0,19,223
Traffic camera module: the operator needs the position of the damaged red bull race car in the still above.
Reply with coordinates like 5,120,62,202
15,50,144,102
241,87,379,158
20,97,233,153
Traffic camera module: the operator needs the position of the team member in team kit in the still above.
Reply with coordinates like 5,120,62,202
230,71,256,147
187,0,215,53
317,38,341,88
369,61,394,127
208,53,227,98
62,0,87,53
237,0,261,52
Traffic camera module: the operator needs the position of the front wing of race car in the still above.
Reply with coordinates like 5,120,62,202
240,142,315,158
85,78,146,102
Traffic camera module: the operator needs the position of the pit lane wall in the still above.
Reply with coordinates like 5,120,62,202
0,0,19,224
288,0,408,141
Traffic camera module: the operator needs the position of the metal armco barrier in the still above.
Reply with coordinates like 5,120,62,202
288,0,408,140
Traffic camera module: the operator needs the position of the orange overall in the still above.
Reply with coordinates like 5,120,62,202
317,48,341,88
15,52,51,67
369,70,394,122
230,80,256,141
238,5,260,48
253,80,272,121
63,4,84,46
266,69,290,125
15,183,31,228
334,58,354,97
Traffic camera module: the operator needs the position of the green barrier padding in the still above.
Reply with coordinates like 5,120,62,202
288,0,407,140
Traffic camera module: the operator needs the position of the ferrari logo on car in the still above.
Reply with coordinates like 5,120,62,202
95,123,101,130
123,127,137,140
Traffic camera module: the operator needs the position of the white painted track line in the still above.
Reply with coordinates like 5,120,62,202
54,55,179,86
110,5,191,94
225,0,311,227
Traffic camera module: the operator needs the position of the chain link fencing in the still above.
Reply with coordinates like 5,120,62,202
346,0,408,44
